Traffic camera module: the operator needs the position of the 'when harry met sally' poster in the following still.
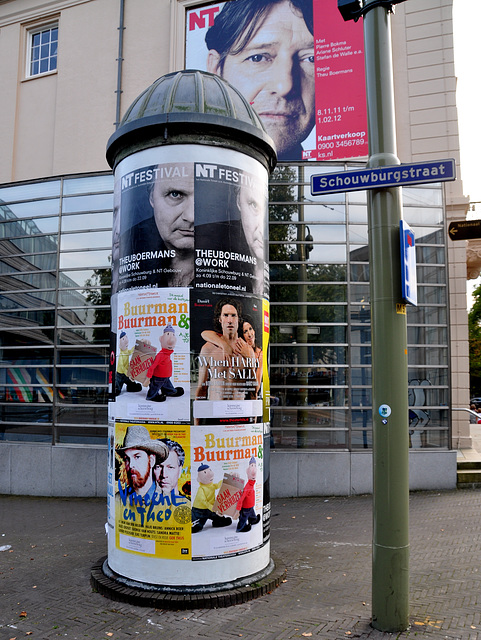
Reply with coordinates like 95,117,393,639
192,293,265,425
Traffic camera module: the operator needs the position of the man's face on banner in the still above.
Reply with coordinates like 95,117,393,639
207,0,315,158
149,166,195,253
237,181,266,263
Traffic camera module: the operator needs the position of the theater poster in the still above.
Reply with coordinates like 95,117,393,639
112,287,190,424
113,152,195,294
185,0,368,162
191,292,264,425
191,422,265,560
113,422,192,560
194,160,269,299
111,144,268,298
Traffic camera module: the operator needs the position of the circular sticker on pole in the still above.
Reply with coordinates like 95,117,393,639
379,404,391,418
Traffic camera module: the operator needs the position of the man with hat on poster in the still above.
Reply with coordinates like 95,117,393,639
117,425,169,504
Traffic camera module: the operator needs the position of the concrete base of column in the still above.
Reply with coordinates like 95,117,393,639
90,553,286,609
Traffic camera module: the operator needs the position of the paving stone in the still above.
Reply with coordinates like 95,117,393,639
2,491,481,638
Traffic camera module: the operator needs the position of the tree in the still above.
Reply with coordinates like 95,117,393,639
469,282,481,396
84,268,112,344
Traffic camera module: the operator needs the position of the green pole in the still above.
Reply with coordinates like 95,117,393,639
363,1,410,631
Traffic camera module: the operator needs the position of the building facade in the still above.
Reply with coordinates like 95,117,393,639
0,0,469,496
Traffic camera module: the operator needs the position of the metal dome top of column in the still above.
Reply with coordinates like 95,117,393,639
106,69,277,172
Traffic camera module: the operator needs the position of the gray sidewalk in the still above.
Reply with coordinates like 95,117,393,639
1,489,481,639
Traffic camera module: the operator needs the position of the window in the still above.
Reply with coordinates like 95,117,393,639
27,24,58,77
0,173,112,445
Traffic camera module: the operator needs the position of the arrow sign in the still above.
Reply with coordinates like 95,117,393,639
311,158,456,195
448,219,481,241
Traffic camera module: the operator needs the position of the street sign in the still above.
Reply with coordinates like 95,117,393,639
311,158,456,195
400,220,417,306
448,219,481,241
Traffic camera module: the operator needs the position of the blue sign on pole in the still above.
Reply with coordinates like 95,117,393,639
400,220,417,306
311,158,456,195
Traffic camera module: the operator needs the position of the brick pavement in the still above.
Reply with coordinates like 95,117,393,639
1,490,481,639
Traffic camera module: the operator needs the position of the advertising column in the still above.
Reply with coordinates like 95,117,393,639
106,78,275,588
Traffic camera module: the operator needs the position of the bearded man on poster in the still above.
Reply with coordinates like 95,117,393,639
117,425,169,504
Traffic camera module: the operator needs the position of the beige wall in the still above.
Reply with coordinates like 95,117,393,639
0,0,173,181
0,0,114,179
120,0,171,112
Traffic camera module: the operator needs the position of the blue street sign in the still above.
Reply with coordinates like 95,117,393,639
311,158,456,195
400,220,417,306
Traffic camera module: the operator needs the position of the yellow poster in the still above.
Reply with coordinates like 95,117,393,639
114,421,191,560
262,299,270,423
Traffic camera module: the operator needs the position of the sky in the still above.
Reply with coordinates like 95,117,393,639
452,2,481,308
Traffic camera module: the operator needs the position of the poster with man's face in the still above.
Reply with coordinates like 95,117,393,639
112,422,192,561
191,291,264,425
112,145,268,298
185,0,368,162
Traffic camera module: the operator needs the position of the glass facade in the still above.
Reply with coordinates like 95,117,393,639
0,167,450,449
0,174,113,444
268,164,450,451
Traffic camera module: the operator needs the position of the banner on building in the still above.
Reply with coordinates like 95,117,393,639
185,0,368,162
